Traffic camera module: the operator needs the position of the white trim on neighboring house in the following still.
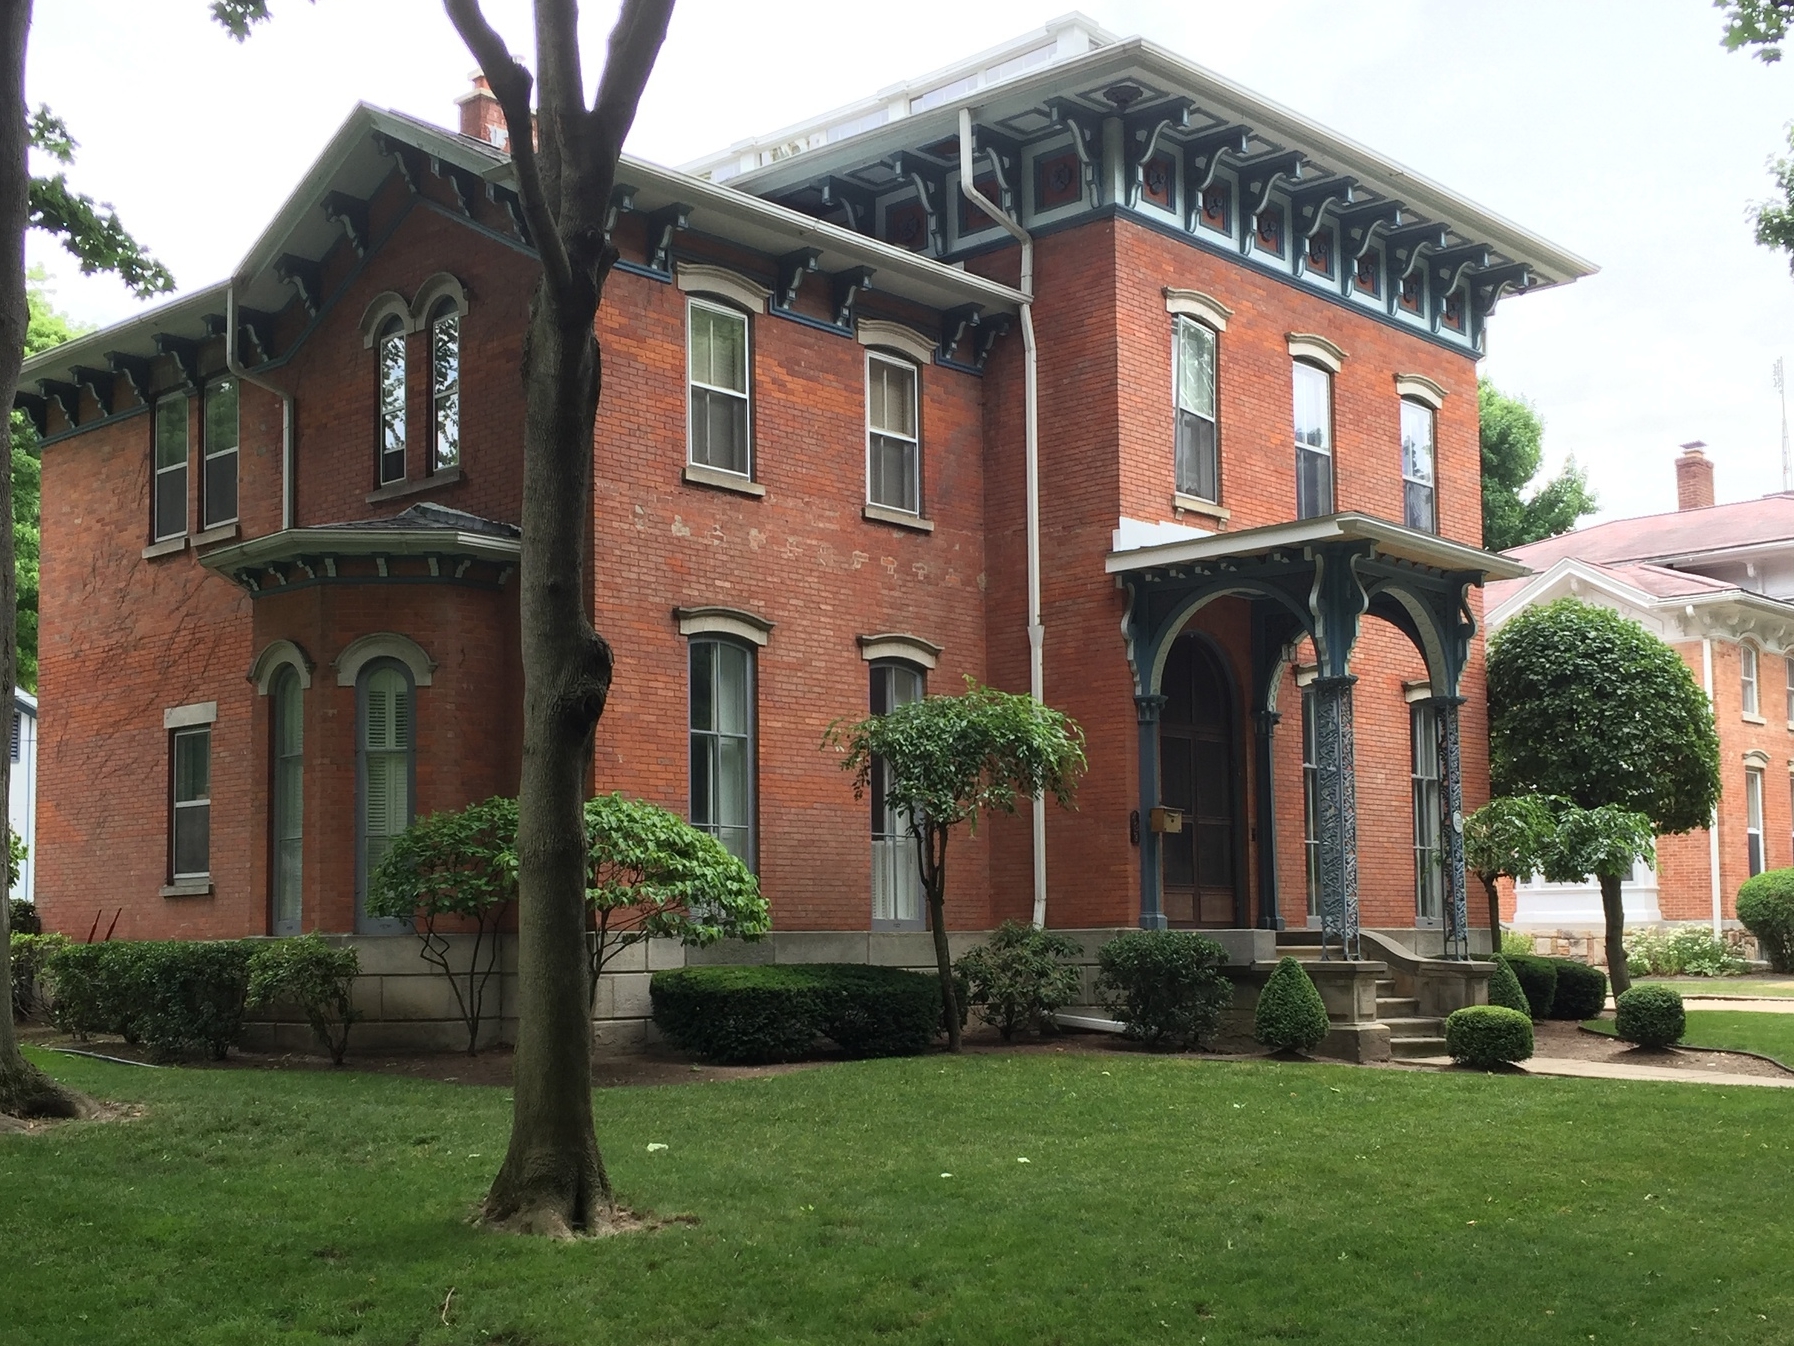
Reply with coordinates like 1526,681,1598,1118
857,633,942,669
676,263,771,314
856,318,937,365
334,633,436,687
673,605,773,647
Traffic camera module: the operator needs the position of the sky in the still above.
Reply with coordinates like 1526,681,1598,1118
21,0,1794,524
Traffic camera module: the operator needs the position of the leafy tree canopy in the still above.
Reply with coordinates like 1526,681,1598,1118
1479,380,1596,551
1487,597,1720,834
1463,794,1560,884
27,109,172,297
1716,0,1794,61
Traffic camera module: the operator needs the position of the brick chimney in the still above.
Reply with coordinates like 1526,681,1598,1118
455,72,509,150
1676,441,1715,511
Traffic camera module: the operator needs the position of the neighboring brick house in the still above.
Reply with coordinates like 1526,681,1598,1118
1489,446,1794,945
16,17,1587,1040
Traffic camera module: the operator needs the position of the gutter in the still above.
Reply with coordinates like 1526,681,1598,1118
226,279,295,530
958,106,1048,929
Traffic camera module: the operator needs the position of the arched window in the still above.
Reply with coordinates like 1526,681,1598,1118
1400,398,1437,533
357,659,414,932
377,316,407,486
1742,642,1761,717
687,297,751,477
866,352,920,514
429,299,460,472
1292,361,1333,519
688,637,754,863
271,665,304,935
870,660,925,929
1173,317,1218,502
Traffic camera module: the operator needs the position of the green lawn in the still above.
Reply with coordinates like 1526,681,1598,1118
1638,976,1794,998
6,1047,1794,1345
1586,1009,1794,1065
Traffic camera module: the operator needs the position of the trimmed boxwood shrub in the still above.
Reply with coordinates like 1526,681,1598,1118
1615,984,1685,1048
649,963,943,1064
44,942,136,1039
1486,956,1532,1016
1737,868,1794,972
1548,959,1608,1021
1095,929,1232,1050
1503,953,1558,1019
44,940,254,1058
1444,1005,1534,1068
1253,956,1329,1053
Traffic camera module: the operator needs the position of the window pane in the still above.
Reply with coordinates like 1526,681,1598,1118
380,331,406,480
204,449,238,527
718,736,748,828
691,386,748,474
1748,770,1764,829
1293,363,1331,451
205,380,238,454
870,359,916,437
155,396,189,470
174,729,209,803
690,736,713,827
870,434,919,511
1176,319,1215,418
1404,480,1436,533
434,391,460,469
716,642,750,736
173,804,210,877
1176,409,1217,500
690,305,747,393
689,642,714,731
432,314,459,396
892,665,924,707
1296,446,1333,519
1400,400,1434,485
155,463,187,540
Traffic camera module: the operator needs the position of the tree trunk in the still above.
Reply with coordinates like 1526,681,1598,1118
1600,872,1630,996
1481,873,1502,955
925,824,961,1052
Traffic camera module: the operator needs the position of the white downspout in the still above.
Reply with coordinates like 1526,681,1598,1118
957,107,1047,927
225,279,294,530
1702,637,1723,938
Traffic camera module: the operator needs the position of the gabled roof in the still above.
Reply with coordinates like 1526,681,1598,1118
1505,495,1794,571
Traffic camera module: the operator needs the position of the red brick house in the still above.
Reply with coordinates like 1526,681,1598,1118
17,17,1589,1047
1489,446,1794,953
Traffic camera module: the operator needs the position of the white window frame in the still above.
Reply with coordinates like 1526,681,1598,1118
865,351,921,515
1173,316,1219,503
1743,643,1761,718
1400,397,1436,533
1785,654,1794,724
1301,685,1320,924
429,302,460,473
1411,702,1444,924
686,297,752,479
1293,360,1334,519
170,725,211,881
688,636,757,867
202,378,239,530
870,660,926,930
152,393,189,543
1747,765,1766,877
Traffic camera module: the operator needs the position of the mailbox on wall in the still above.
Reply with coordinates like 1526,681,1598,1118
1148,806,1183,834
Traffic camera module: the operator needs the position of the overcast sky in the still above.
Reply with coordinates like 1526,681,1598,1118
22,0,1794,524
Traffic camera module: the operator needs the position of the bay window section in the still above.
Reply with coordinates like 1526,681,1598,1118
1174,317,1218,501
202,378,238,529
867,353,920,514
688,299,750,477
171,726,210,880
153,394,189,542
689,639,754,863
377,318,407,485
870,662,925,928
1293,361,1333,519
1400,398,1436,533
430,303,460,472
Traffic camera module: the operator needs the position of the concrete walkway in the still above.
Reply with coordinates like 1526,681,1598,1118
1406,1055,1794,1088
1681,997,1794,1014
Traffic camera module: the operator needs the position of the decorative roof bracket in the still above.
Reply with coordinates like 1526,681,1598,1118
1334,199,1403,260
974,313,1011,370
774,247,822,311
1470,261,1532,317
939,304,981,363
321,191,370,256
1124,98,1194,209
603,183,636,245
37,380,78,427
890,153,943,254
1235,149,1305,221
645,202,692,273
70,365,114,418
486,183,531,245
820,176,873,234
1428,242,1490,297
429,157,478,215
1184,124,1249,195
236,308,277,363
13,392,45,437
274,254,324,318
1046,99,1100,207
1287,174,1357,241
831,266,875,329
153,334,201,387
106,350,151,401
1384,221,1448,282
371,132,417,192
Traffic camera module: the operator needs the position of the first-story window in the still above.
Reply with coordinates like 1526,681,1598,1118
153,393,189,542
271,666,304,936
171,725,210,880
1400,398,1436,533
688,298,750,476
689,638,754,863
1301,687,1319,923
430,301,460,472
870,661,925,928
377,317,407,486
1411,702,1443,923
1743,644,1761,717
357,660,414,930
1293,361,1333,519
1747,766,1766,877
202,378,239,529
1174,316,1218,501
867,353,920,513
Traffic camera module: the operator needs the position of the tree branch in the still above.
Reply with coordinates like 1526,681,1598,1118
589,0,674,161
443,0,574,296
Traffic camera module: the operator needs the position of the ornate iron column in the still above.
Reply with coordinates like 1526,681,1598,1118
1253,707,1284,930
1434,694,1470,960
1135,693,1169,930
1310,674,1360,960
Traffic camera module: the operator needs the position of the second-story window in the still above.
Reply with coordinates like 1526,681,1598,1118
1743,643,1760,717
1293,361,1333,519
430,301,460,472
1785,655,1794,723
1747,765,1766,876
1401,398,1436,533
203,378,238,529
867,353,920,514
688,298,750,477
1174,317,1218,501
153,393,189,542
377,317,407,486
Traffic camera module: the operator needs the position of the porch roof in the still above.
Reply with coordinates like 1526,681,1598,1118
1104,512,1530,582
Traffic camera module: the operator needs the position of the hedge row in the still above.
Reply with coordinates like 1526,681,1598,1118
649,963,942,1063
1499,953,1607,1020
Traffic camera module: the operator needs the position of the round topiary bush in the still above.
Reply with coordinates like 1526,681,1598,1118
1444,1005,1535,1068
1486,956,1532,1016
1548,959,1608,1021
1615,984,1685,1049
1253,956,1330,1053
1737,868,1794,972
1503,953,1558,1019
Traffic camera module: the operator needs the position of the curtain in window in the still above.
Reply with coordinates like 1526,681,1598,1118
1174,318,1217,501
690,640,753,861
1292,363,1333,518
272,667,303,935
871,663,924,925
1400,399,1436,533
362,666,412,878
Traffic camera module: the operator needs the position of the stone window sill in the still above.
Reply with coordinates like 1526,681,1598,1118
142,536,187,560
366,466,463,505
1744,712,1767,726
192,521,239,548
160,881,214,898
1172,492,1231,524
863,503,935,533
683,462,765,497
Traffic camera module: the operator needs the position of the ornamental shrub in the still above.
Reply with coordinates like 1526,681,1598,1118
1503,953,1558,1019
1548,959,1608,1021
1625,925,1746,978
44,940,254,1058
1444,1005,1535,1068
1615,984,1685,1048
955,920,1084,1040
1252,956,1329,1053
1486,955,1532,1016
1095,929,1232,1051
9,895,39,935
10,931,67,1021
246,936,362,1066
813,964,942,1058
43,941,135,1039
1498,928,1535,957
1736,868,1794,972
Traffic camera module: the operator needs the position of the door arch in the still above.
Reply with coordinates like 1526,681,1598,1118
1159,633,1244,927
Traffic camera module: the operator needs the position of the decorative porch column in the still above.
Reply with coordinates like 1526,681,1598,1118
1252,708,1284,930
1135,693,1169,930
1433,695,1470,960
1310,675,1360,960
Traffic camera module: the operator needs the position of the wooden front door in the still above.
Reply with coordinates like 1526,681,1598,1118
1159,635,1239,926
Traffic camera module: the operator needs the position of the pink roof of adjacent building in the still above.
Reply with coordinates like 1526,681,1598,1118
1506,494,1794,570
1485,559,1736,613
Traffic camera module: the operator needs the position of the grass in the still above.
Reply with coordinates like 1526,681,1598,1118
1637,976,1794,998
1586,1009,1794,1065
7,1047,1794,1345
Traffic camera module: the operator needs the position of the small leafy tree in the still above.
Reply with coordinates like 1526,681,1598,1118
1479,381,1596,551
828,682,1086,1051
582,792,769,1005
367,796,517,1055
246,936,362,1066
1463,795,1560,953
1489,599,1719,995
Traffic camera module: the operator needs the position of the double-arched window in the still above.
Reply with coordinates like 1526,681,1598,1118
376,316,407,486
429,299,460,471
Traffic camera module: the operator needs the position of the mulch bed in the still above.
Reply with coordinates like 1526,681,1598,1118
1532,1016,1793,1080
